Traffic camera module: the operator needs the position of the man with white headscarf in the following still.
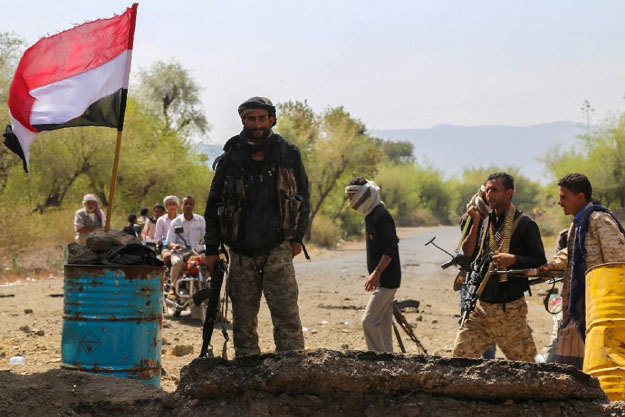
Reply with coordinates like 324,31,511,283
155,195,180,265
345,176,401,352
74,194,106,245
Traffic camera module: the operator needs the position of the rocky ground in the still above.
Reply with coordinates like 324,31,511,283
1,226,620,416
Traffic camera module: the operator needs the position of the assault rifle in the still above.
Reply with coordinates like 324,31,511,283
193,257,229,358
424,236,472,271
459,251,496,329
494,269,564,314
392,300,428,355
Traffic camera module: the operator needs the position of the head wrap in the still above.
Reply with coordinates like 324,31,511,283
238,96,277,126
468,184,490,218
82,194,98,204
82,193,105,224
163,195,180,206
345,180,384,216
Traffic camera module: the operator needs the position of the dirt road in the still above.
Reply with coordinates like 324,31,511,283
0,226,555,392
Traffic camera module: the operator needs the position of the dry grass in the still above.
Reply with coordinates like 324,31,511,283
0,205,127,281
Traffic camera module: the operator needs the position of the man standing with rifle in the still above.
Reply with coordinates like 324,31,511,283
203,97,310,358
452,172,546,361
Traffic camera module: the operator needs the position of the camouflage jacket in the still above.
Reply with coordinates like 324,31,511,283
550,205,625,324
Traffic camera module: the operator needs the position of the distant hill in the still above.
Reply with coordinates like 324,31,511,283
371,121,583,183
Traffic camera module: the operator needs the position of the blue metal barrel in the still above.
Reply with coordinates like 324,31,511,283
61,265,165,387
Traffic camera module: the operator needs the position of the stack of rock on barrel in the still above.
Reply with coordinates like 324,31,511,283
63,230,165,387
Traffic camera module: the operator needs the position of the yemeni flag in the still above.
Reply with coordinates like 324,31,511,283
3,4,138,172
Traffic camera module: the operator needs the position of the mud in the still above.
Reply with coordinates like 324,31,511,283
3,349,625,417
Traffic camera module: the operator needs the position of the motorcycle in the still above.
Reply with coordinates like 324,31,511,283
162,230,210,321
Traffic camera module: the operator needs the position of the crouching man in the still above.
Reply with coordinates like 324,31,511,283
345,177,401,352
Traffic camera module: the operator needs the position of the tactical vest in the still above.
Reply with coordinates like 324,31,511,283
214,135,303,251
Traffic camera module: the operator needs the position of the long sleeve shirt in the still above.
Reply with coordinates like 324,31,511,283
549,204,625,324
479,210,547,303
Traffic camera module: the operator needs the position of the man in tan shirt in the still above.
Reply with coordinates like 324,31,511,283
541,173,625,368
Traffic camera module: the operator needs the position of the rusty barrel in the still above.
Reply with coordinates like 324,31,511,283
61,265,165,387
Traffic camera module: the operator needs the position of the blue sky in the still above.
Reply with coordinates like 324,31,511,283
4,1,625,143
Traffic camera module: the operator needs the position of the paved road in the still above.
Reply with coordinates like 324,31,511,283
293,225,553,357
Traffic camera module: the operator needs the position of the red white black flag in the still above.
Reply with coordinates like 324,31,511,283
3,3,138,172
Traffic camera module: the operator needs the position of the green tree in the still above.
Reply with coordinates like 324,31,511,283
135,59,209,138
0,32,27,193
277,102,384,240
375,139,415,163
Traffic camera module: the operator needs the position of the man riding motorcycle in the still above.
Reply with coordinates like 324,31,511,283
166,196,206,301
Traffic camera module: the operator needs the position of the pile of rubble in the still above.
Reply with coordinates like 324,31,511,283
171,349,624,417
64,230,161,266
3,349,625,416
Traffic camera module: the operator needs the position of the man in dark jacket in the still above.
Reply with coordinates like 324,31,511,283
453,172,546,361
345,177,401,352
204,97,310,357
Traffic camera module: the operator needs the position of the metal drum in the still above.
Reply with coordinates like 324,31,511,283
584,262,625,401
61,265,165,387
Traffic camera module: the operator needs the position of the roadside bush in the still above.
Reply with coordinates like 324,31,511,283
310,214,341,247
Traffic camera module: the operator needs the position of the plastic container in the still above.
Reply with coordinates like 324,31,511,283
9,355,25,366
61,265,165,387
584,262,625,401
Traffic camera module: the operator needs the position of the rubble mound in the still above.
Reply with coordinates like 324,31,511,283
175,349,625,417
3,350,625,416
0,369,164,417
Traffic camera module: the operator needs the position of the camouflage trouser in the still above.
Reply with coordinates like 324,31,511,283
228,241,304,357
453,297,537,362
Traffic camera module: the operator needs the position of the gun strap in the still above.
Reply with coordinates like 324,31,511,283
302,242,311,260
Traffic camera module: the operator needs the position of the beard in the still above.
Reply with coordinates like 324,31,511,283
242,127,274,153
243,126,272,143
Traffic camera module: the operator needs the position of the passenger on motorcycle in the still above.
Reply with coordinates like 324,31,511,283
155,195,180,266
142,204,165,243
166,196,206,299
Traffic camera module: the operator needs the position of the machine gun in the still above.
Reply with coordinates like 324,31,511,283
392,300,428,355
459,250,496,329
193,256,229,358
424,236,472,271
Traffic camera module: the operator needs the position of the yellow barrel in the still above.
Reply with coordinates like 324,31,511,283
584,262,625,401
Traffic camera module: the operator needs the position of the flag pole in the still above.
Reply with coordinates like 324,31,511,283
104,129,123,232
103,3,138,232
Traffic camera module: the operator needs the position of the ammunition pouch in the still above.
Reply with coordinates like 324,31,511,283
280,192,302,240
218,175,245,246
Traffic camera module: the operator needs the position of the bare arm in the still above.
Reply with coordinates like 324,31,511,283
364,254,393,292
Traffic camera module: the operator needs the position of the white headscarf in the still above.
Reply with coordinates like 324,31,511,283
163,195,180,206
345,180,384,216
82,193,106,225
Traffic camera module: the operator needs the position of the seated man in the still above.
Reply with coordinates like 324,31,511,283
166,196,205,299
122,213,139,237
142,204,165,243
155,196,180,266
74,194,106,245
